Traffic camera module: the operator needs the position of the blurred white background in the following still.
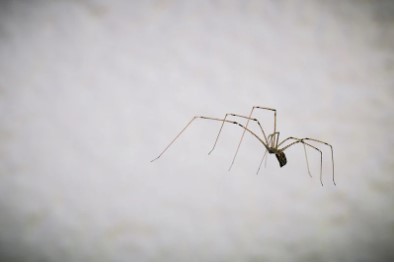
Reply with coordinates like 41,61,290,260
0,0,393,261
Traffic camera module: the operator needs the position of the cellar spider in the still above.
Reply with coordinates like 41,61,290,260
151,106,335,186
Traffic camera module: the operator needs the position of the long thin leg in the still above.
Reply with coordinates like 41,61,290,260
303,142,323,186
278,136,312,177
229,106,277,171
255,132,276,175
281,139,323,186
303,144,312,178
303,138,335,186
278,136,299,148
281,137,335,185
151,116,268,162
256,148,268,175
208,113,269,155
151,116,198,162
267,132,281,148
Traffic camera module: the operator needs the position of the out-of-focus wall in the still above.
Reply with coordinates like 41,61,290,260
0,0,393,261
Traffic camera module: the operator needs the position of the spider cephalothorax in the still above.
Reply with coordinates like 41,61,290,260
275,151,287,167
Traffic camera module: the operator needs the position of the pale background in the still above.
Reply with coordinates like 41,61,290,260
0,0,393,261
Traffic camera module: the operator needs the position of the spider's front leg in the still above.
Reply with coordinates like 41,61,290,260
229,106,277,171
208,113,269,155
256,132,281,174
151,116,267,164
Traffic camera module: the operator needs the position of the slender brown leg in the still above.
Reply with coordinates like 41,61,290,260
150,116,198,162
229,106,277,171
267,132,281,149
208,113,269,155
303,138,335,186
256,148,268,175
303,141,323,186
280,138,323,186
278,136,299,148
151,116,268,163
303,144,313,178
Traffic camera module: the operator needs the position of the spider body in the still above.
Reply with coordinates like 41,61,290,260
274,150,287,167
151,106,335,186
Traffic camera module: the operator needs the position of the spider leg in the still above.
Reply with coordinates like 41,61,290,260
278,137,312,178
303,144,313,178
280,139,323,186
303,142,323,186
229,106,277,171
278,136,299,148
208,113,269,155
281,137,335,185
151,116,268,163
256,148,268,175
302,138,335,186
267,132,281,148
255,131,283,175
256,132,280,174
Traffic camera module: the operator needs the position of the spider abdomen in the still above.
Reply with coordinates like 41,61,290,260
275,151,287,167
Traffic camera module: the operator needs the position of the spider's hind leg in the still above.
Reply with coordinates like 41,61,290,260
303,138,335,186
279,138,324,186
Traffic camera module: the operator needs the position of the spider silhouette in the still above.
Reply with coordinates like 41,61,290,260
151,106,335,186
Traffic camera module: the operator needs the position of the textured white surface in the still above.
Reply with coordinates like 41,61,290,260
0,0,393,261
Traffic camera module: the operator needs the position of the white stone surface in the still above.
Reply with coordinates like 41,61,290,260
0,0,393,261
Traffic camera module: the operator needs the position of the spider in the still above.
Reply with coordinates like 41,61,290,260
151,106,335,186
